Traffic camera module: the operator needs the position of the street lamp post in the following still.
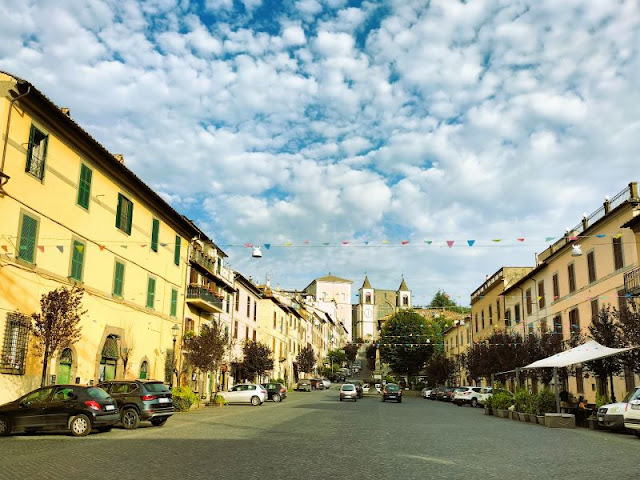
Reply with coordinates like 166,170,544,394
171,324,180,389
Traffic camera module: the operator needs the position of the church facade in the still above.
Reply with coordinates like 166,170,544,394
352,276,412,341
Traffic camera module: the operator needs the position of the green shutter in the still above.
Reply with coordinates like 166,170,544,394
116,194,123,229
174,236,181,266
77,165,92,209
113,261,125,297
146,277,156,309
70,240,85,281
25,125,36,172
151,219,159,252
126,200,133,235
18,214,38,263
170,289,178,317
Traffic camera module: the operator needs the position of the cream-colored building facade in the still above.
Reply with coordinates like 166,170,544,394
0,72,198,403
303,274,353,341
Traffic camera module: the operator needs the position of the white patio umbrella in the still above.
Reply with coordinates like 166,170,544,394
522,340,638,413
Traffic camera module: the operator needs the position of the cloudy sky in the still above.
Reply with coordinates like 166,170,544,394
2,0,639,305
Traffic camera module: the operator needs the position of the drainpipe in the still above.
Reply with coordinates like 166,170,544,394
1,85,32,193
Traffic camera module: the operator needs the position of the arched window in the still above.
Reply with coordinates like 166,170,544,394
57,348,73,384
365,293,372,304
99,335,119,381
139,361,148,379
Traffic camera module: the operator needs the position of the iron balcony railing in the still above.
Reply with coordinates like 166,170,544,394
186,285,223,311
624,267,640,295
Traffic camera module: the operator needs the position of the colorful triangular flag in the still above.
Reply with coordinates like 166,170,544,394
56,245,64,253
263,243,271,250
467,240,475,247
545,237,555,242
492,239,501,243
38,246,44,252
446,241,454,248
401,240,409,245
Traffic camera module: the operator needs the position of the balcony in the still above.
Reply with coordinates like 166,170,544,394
186,285,224,313
624,267,640,296
190,250,234,289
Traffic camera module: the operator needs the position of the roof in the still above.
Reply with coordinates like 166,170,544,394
314,274,352,283
1,71,200,239
234,272,263,297
362,275,372,289
398,277,409,291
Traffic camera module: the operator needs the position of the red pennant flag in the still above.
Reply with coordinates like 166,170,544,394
37,246,44,252
342,241,350,244
244,243,253,248
99,245,106,251
569,236,578,241
517,238,525,242
1,245,7,252
401,240,409,245
446,241,454,248
141,244,147,248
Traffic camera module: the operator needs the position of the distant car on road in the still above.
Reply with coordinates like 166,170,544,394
421,387,433,399
218,384,266,406
362,383,371,394
0,385,119,437
260,382,287,402
339,384,358,402
296,380,312,392
382,383,402,403
322,378,331,389
310,379,325,390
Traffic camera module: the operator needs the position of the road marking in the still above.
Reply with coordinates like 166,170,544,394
400,454,455,465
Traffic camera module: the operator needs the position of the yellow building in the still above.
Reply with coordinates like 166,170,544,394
500,183,640,401
0,72,198,403
443,319,471,385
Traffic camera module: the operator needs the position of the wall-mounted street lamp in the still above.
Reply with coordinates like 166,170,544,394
171,323,180,388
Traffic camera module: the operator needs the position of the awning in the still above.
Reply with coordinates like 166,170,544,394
523,340,637,369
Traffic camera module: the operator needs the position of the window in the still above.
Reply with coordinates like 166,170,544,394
253,302,257,321
617,288,627,312
151,219,160,252
146,277,156,309
173,236,181,266
25,124,48,180
474,314,478,333
70,239,85,282
235,293,240,311
540,318,548,333
553,314,563,336
525,288,532,315
569,308,580,333
116,193,134,235
226,294,231,314
365,293,371,304
567,264,576,293
245,326,249,340
0,312,31,374
587,251,596,283
552,273,560,300
514,304,521,323
273,312,277,329
481,310,485,329
613,237,624,270
17,212,39,263
488,306,493,325
170,288,178,317
246,297,251,317
253,330,256,342
233,321,238,339
496,299,501,321
504,309,511,327
591,299,599,322
113,261,125,297
538,280,545,308
77,164,92,209
576,367,584,394
528,323,534,335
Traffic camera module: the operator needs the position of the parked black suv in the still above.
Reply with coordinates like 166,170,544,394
0,385,119,437
261,382,288,402
97,380,173,429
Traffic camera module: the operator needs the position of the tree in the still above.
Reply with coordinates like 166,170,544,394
183,322,228,395
343,343,358,364
31,286,85,387
327,348,346,370
424,353,456,385
365,343,377,372
379,311,434,376
240,341,274,382
585,306,624,402
296,346,316,376
619,301,640,374
429,290,458,308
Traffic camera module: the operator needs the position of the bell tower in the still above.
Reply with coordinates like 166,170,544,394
397,277,411,309
359,276,375,339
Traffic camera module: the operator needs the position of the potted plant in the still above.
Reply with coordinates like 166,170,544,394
514,389,530,422
535,389,556,426
484,394,494,416
493,391,514,418
210,393,227,407
587,414,599,430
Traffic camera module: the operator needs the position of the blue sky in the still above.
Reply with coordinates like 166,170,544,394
2,0,640,304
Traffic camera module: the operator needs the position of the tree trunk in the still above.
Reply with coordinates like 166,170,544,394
40,348,50,388
609,372,616,403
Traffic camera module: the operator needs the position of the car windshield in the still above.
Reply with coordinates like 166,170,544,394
342,385,355,391
621,387,640,403
86,387,110,399
385,384,399,392
144,382,170,393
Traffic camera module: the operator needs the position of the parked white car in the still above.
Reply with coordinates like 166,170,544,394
322,378,331,389
218,384,266,406
599,386,640,430
621,387,640,436
362,383,371,394
453,386,483,407
421,387,433,399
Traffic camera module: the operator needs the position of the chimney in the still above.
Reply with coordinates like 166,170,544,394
60,107,71,118
113,154,125,164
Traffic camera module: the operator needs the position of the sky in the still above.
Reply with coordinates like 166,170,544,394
2,0,640,306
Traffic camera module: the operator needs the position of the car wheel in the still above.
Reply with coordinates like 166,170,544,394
122,408,140,430
250,396,260,406
151,418,167,427
97,426,113,433
398,398,402,403
0,415,11,436
340,397,343,401
382,398,385,402
272,393,281,403
635,430,640,438
69,414,91,437
471,398,478,408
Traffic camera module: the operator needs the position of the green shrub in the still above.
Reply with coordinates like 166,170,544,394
534,389,557,415
485,394,494,409
492,391,514,410
514,388,531,413
172,386,198,412
211,394,227,405
596,392,611,408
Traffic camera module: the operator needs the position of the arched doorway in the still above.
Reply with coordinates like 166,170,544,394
99,335,119,381
57,348,73,384
139,361,148,379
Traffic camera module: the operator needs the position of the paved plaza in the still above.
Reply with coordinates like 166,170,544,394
0,388,637,480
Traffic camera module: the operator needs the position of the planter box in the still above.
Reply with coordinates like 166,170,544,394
545,413,576,429
587,418,600,430
536,415,545,426
510,410,519,420
496,409,509,418
518,412,529,422
527,414,537,423
484,408,493,416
